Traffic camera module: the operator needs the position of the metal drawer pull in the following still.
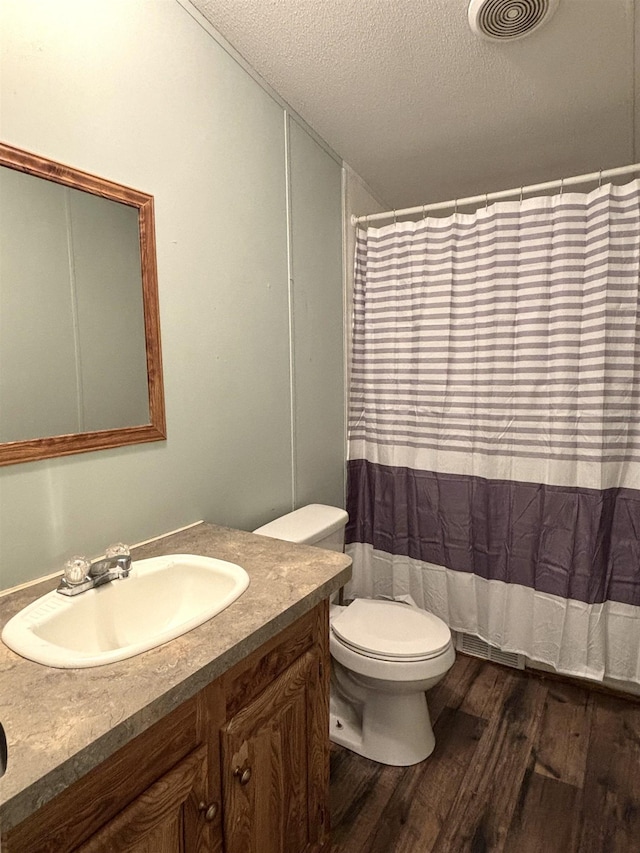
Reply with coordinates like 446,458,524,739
198,801,219,821
233,765,252,785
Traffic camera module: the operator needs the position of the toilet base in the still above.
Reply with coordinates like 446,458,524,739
329,686,435,766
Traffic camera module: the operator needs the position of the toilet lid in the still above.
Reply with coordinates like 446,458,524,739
331,599,451,661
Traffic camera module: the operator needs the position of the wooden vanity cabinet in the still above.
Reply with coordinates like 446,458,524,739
4,600,330,853
75,745,213,853
221,648,326,853
217,599,330,853
4,686,218,853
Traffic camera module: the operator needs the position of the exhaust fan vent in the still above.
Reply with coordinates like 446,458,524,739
468,0,560,42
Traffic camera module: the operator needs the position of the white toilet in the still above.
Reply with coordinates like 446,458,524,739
253,504,456,767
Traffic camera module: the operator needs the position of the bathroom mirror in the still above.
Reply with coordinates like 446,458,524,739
0,141,166,466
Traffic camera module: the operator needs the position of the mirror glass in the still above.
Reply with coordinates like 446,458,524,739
0,142,165,466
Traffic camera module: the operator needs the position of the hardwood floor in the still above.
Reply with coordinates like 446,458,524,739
329,655,640,853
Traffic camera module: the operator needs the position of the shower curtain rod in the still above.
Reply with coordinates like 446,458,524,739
350,162,640,226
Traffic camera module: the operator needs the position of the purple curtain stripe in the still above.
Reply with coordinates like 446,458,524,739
346,459,640,607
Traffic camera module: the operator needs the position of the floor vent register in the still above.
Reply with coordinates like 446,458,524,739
455,632,525,670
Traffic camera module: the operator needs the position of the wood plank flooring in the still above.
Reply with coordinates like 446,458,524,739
329,655,640,853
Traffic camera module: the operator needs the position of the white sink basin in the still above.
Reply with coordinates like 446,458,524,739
1,554,250,668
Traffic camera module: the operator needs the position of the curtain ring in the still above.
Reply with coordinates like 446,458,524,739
393,209,397,224
485,192,489,210
422,204,427,220
598,169,603,189
560,178,564,195
519,186,524,204
454,198,458,215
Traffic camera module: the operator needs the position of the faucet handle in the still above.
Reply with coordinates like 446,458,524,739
105,543,132,577
105,543,130,558
63,556,90,585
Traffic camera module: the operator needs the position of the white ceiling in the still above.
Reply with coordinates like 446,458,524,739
189,0,639,211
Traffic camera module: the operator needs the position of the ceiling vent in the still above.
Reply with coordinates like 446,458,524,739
468,0,560,42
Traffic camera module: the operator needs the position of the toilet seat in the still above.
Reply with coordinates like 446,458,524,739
331,599,451,662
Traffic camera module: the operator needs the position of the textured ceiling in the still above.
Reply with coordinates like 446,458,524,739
189,0,638,211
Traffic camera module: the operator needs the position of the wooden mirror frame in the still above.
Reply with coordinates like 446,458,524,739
0,142,166,466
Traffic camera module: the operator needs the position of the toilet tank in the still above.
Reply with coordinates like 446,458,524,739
253,504,348,552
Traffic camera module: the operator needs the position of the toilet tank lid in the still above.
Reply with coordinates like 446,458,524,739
253,504,348,544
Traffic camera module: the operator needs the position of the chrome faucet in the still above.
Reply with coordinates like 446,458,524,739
57,545,132,596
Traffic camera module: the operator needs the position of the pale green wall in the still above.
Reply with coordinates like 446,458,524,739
289,118,345,508
0,0,345,590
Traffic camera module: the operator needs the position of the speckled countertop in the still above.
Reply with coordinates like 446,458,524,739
0,522,352,833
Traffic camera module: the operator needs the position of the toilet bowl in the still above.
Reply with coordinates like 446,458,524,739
253,504,455,766
329,599,455,765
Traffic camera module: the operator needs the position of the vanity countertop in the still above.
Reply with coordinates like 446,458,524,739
0,522,352,833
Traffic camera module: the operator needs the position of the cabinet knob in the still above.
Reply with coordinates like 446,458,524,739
233,765,252,786
198,801,219,822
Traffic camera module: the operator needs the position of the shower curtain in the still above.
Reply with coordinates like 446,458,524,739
346,179,640,685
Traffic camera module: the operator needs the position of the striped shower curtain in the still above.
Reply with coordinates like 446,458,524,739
346,180,640,685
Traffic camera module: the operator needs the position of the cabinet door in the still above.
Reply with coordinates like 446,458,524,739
76,745,216,853
221,648,327,853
